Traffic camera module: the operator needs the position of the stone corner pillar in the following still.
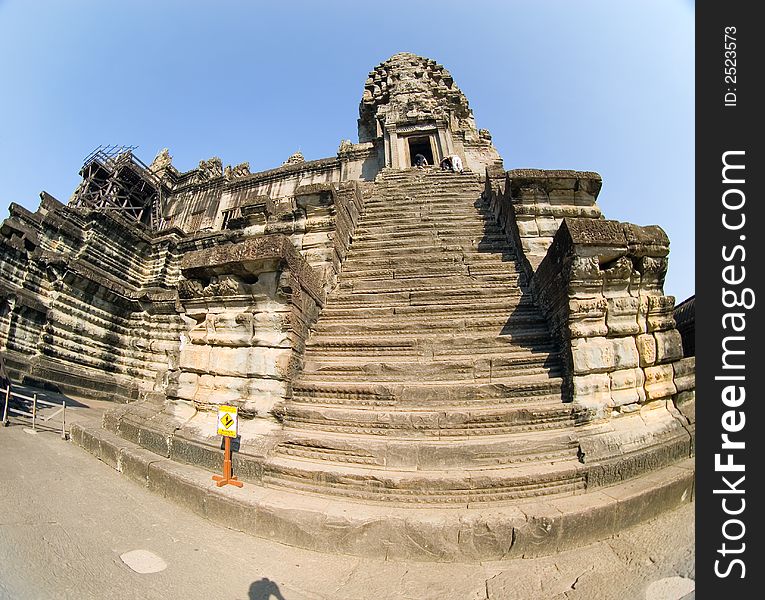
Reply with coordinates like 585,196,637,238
531,218,692,423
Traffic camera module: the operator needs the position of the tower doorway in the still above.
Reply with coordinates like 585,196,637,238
407,136,434,167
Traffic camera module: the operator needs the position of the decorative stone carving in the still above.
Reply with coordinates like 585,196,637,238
196,157,223,181
224,162,251,180
149,148,173,173
283,151,305,166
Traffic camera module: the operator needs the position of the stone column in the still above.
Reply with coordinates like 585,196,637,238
385,124,400,169
436,121,454,161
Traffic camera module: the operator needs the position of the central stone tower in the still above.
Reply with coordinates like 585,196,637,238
0,52,695,562
358,52,502,172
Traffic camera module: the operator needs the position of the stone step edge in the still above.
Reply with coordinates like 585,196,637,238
70,422,694,563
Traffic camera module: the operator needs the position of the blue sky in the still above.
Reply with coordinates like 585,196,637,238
0,0,694,301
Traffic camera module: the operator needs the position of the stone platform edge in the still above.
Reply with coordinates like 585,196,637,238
70,422,694,563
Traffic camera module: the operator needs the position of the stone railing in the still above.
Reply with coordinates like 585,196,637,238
484,168,603,281
229,181,366,295
531,218,687,419
170,235,325,419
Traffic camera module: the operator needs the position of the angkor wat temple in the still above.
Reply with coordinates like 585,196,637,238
0,53,694,560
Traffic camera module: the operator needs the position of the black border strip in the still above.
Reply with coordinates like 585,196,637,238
696,3,763,597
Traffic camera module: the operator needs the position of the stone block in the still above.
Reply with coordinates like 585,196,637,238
609,368,646,407
205,489,258,534
608,465,693,532
636,333,657,367
138,425,171,457
673,357,695,392
573,189,598,207
514,186,548,204
515,216,539,237
571,337,638,374
674,390,695,424
80,427,102,460
523,237,551,257
647,295,676,332
69,423,85,447
301,232,333,247
644,364,677,401
147,461,207,517
573,373,612,410
114,414,142,443
170,435,222,471
179,345,211,373
99,436,121,469
510,502,564,558
193,374,249,406
535,216,559,237
568,297,607,338
569,319,608,338
547,188,575,205
117,446,153,486
605,296,641,336
174,372,199,402
548,491,617,551
654,329,683,364
204,312,255,347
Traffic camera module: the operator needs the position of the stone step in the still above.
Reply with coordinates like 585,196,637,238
279,400,577,438
320,297,535,319
72,422,696,560
292,376,564,406
359,211,494,226
307,330,557,354
313,312,548,336
340,250,517,271
328,287,528,307
338,264,469,281
339,262,522,282
340,274,522,294
262,454,586,504
359,206,494,220
304,335,559,360
274,428,581,469
349,235,509,254
360,208,490,224
344,243,514,263
315,303,546,327
370,181,481,189
301,356,560,383
353,226,503,242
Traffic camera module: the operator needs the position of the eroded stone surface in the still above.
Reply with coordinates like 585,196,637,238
0,52,694,554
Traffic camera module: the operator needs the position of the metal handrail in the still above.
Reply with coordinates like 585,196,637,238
1,385,66,439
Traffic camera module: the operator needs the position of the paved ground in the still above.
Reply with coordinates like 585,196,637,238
0,400,694,600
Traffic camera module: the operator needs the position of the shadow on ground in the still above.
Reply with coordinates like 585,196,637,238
249,577,287,600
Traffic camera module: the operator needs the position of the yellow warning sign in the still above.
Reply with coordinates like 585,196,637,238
217,405,238,438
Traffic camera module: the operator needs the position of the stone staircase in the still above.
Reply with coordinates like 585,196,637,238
266,169,589,504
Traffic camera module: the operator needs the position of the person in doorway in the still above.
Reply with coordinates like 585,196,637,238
439,156,453,171
451,154,464,174
414,153,428,168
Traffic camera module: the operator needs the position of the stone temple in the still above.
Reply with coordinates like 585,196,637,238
0,52,694,560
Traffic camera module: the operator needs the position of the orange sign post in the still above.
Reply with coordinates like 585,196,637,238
213,405,243,488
